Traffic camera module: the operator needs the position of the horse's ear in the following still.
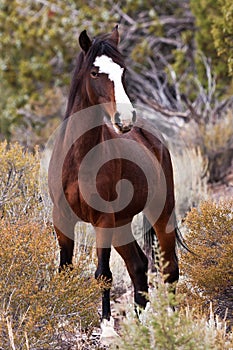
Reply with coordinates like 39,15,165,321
110,25,120,46
79,30,92,53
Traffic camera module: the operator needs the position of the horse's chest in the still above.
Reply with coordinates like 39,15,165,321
64,156,149,223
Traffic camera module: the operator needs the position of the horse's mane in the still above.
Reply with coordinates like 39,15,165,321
64,34,126,120
64,51,85,119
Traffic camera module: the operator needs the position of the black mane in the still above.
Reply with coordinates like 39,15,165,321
64,34,125,119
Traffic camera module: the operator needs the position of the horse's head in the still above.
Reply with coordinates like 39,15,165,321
78,26,136,133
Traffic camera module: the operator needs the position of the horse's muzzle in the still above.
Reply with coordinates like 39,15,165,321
114,110,136,133
115,122,133,133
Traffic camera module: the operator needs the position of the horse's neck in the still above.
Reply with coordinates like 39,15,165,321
64,107,104,157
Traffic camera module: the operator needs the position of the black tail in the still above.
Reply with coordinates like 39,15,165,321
143,215,193,254
143,215,157,271
174,225,193,254
143,215,155,253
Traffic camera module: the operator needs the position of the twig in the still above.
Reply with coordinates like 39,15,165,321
139,97,190,120
6,316,16,350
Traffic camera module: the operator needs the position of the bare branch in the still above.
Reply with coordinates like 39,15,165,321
138,97,190,120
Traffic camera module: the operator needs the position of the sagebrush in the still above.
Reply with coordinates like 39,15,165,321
180,200,233,329
0,219,100,349
112,267,233,350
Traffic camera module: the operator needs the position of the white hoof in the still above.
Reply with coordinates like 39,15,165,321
100,317,119,345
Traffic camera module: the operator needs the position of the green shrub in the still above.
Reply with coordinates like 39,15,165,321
0,219,100,349
112,271,233,349
190,0,231,87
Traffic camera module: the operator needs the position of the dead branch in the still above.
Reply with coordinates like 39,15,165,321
138,97,190,120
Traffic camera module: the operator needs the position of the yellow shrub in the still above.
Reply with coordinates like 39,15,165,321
0,219,100,349
0,141,42,220
180,200,233,328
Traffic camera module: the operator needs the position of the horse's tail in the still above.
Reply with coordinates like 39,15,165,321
143,215,192,254
174,220,193,253
143,215,157,270
143,215,155,254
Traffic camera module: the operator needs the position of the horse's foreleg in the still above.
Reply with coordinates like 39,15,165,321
52,206,76,270
95,227,113,321
95,247,112,320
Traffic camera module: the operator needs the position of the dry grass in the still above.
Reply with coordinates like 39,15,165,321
180,110,233,183
171,146,208,218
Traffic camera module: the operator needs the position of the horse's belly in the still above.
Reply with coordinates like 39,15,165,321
63,174,148,226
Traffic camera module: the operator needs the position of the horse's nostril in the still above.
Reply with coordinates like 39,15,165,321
132,110,136,123
115,122,123,130
114,112,121,124
122,125,132,133
115,122,133,133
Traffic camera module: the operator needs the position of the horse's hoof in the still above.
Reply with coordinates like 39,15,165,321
100,316,119,345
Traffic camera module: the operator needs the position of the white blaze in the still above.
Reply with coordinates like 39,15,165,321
93,55,134,127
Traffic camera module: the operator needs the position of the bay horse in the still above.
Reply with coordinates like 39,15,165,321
48,26,184,322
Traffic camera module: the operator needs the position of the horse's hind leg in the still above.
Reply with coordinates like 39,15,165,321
154,224,179,284
145,210,179,284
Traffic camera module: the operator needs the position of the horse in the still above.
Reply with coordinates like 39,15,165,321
48,26,185,322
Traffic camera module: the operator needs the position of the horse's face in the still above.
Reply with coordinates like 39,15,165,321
79,28,136,134
88,55,136,133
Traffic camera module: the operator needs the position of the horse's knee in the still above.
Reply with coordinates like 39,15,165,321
95,247,112,283
95,267,112,283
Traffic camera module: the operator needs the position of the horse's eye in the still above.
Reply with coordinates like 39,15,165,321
90,71,99,78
